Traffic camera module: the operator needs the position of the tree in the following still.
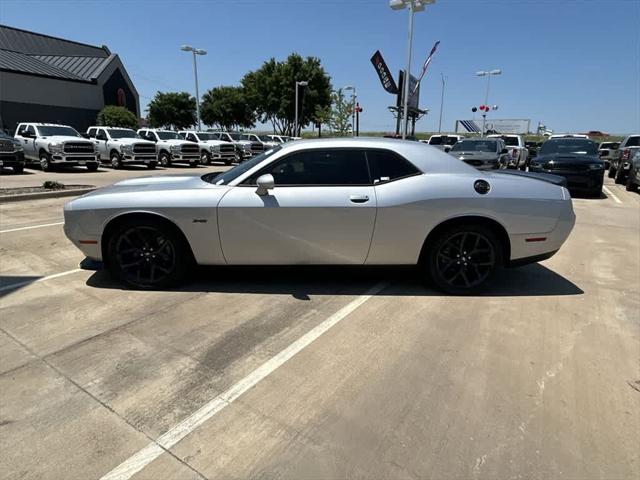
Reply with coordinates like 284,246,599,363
96,105,138,129
147,92,196,129
201,86,255,130
328,88,354,136
242,53,332,135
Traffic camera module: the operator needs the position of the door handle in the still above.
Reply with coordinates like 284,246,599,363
349,195,369,204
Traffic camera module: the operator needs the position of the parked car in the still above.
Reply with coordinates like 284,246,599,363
63,138,575,295
549,134,590,139
625,150,640,192
423,134,463,153
488,134,528,169
529,138,604,197
15,123,99,172
268,135,291,143
525,141,541,163
449,138,510,170
598,141,620,170
241,133,279,149
608,135,640,184
178,131,236,165
0,131,25,173
137,129,200,168
209,132,264,160
87,127,157,169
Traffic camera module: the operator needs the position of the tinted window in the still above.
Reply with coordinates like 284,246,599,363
451,140,497,153
108,129,138,139
156,131,181,140
26,125,36,136
87,128,97,138
37,125,80,137
428,136,443,145
626,136,640,147
202,146,283,185
367,150,420,183
254,149,370,186
539,139,598,155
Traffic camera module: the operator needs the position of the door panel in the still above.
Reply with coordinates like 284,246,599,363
218,186,377,265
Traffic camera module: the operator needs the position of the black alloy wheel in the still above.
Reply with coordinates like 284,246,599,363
159,152,171,167
427,225,502,295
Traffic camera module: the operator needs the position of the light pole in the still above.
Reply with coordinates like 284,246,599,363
390,0,435,139
181,45,207,131
476,69,501,136
343,85,357,136
294,80,308,137
438,73,445,133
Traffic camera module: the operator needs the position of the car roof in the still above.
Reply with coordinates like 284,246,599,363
21,123,72,127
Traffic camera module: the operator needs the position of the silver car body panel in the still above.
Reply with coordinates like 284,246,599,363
64,138,575,266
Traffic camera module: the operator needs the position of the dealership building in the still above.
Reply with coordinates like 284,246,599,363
0,25,139,132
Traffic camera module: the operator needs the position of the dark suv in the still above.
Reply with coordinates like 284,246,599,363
0,131,25,173
529,138,604,197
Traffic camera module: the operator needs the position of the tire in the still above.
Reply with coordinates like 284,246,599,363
225,158,233,166
147,162,157,170
159,152,171,168
608,166,616,178
614,168,626,184
86,163,98,172
110,152,122,169
189,160,199,168
590,185,603,198
626,178,638,192
201,151,211,165
425,224,504,295
13,164,24,174
107,217,192,289
39,151,53,172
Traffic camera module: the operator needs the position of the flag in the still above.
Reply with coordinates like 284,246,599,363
412,41,440,95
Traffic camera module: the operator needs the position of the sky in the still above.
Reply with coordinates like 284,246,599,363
1,0,638,134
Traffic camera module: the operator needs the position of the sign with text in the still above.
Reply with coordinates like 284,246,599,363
370,50,399,95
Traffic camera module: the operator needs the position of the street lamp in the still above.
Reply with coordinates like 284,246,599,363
438,73,445,133
389,0,436,140
476,69,501,136
181,45,207,131
343,85,357,136
294,80,308,137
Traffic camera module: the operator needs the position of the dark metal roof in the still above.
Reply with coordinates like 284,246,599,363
0,24,108,57
33,55,111,80
0,49,82,80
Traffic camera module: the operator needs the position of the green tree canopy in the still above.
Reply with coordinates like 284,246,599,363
201,86,255,130
96,105,138,129
242,53,332,136
147,92,196,129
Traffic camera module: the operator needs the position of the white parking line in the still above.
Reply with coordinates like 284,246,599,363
602,185,622,204
0,221,64,234
99,281,388,480
0,268,83,293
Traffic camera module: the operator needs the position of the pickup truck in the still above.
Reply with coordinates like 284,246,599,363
488,134,528,169
598,141,620,170
608,135,640,184
209,131,264,161
15,123,99,172
87,126,157,169
0,131,25,173
422,134,463,153
241,133,279,148
178,131,236,165
137,129,200,167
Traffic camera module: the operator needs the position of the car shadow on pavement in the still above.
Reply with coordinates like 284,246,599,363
0,169,35,175
85,263,583,298
570,191,608,200
0,275,43,298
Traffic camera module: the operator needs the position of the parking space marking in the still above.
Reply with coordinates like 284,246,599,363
99,281,388,480
602,185,622,204
0,221,64,234
0,268,83,293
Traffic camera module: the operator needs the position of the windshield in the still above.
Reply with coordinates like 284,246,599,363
156,131,182,140
600,142,619,149
37,125,81,137
451,140,497,153
259,135,273,142
108,129,139,139
539,139,598,156
626,136,640,147
497,136,519,146
195,133,218,141
428,137,443,145
202,146,283,185
228,133,243,141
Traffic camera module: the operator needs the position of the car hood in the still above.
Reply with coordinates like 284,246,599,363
109,138,155,146
157,139,189,146
451,151,498,160
535,153,601,166
40,135,89,143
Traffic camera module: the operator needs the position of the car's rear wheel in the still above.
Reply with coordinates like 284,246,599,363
614,168,626,184
426,224,503,295
608,166,616,178
107,218,191,289
626,177,638,192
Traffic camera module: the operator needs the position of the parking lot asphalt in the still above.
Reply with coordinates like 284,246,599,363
0,178,638,480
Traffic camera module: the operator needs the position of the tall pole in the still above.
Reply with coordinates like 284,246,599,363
192,50,201,131
294,83,299,137
481,74,491,137
402,1,414,140
351,90,356,136
438,73,445,133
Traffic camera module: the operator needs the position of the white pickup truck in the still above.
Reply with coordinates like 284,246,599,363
137,129,200,167
488,134,528,169
15,123,99,172
422,134,463,153
178,131,236,165
87,126,157,169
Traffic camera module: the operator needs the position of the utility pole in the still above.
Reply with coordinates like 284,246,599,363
438,73,445,133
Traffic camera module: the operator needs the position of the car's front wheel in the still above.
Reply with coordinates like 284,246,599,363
147,162,157,170
159,152,171,168
40,151,53,172
13,164,24,174
614,167,626,185
110,152,122,169
107,218,191,289
201,151,211,165
425,224,503,295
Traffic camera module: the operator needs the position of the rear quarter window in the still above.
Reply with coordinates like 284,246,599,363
367,149,421,184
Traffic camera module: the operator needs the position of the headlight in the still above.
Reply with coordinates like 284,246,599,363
210,144,220,152
49,142,63,153
170,145,182,153
121,144,134,153
587,163,604,170
242,144,251,151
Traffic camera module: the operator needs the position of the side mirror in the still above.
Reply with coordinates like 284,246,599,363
256,174,275,196
501,148,508,154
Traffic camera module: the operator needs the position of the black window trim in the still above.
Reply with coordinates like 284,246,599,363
365,148,423,185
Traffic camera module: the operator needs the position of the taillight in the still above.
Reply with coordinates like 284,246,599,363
622,149,630,160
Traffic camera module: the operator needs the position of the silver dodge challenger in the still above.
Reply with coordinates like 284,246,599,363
64,138,575,294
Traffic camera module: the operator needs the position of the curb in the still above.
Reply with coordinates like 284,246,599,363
0,187,96,203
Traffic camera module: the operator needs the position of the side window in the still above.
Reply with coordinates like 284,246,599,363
26,125,36,136
87,128,96,138
187,133,196,142
96,129,107,140
367,150,421,184
16,124,26,136
250,149,370,186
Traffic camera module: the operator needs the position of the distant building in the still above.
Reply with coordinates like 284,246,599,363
0,25,139,132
